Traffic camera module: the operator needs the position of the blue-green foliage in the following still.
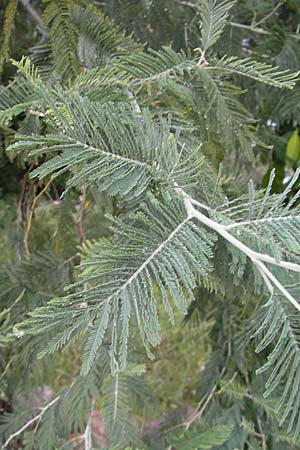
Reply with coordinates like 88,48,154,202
2,0,300,448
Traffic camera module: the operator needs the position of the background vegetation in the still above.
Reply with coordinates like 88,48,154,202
1,0,300,449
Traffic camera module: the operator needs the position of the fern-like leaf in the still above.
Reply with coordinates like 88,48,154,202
102,365,146,445
0,78,35,126
42,0,80,82
16,193,216,373
195,69,257,156
253,294,300,438
8,96,202,200
73,5,141,70
115,46,193,84
200,0,236,54
209,55,300,89
168,423,234,449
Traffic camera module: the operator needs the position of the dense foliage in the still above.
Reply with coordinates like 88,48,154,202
1,0,300,449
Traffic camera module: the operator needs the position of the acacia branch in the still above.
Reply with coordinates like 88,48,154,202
176,187,300,312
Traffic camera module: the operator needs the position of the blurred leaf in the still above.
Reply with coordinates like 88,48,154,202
286,129,300,167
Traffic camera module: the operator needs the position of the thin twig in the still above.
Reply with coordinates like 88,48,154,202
2,396,60,449
19,0,48,37
59,435,84,450
229,21,272,35
23,179,52,256
223,215,300,230
77,194,86,247
229,21,300,41
17,175,27,226
84,399,94,450
185,367,226,430
112,369,119,430
257,416,267,450
17,163,35,227
255,1,285,27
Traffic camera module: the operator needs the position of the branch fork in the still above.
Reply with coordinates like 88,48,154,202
176,187,300,312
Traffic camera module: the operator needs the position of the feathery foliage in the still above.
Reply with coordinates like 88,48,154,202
42,0,80,82
18,193,216,374
2,0,300,448
200,0,236,54
0,0,18,74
